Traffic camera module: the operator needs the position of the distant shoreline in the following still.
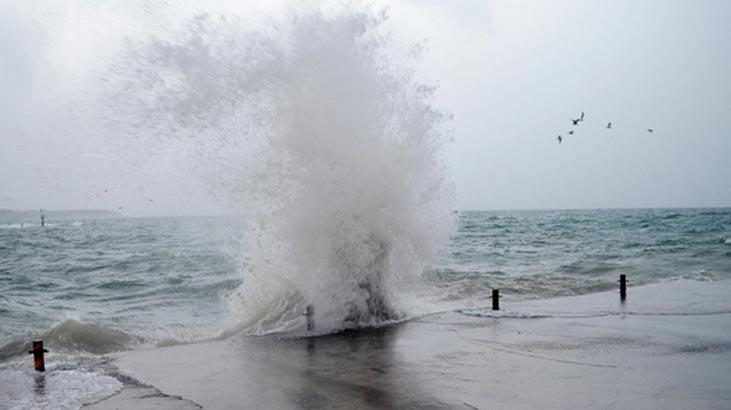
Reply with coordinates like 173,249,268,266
0,209,123,221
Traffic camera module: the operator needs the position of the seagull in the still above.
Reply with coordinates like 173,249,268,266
571,118,579,126
557,135,562,144
579,111,585,122
567,130,574,135
647,128,654,133
606,122,612,129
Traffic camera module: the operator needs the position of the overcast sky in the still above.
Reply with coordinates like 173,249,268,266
1,0,730,215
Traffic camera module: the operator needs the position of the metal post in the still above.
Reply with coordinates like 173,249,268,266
306,304,315,331
28,340,49,372
492,289,500,311
620,274,627,301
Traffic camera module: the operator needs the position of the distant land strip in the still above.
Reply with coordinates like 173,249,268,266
0,209,123,220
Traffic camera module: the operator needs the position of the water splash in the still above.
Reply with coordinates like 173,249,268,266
106,5,455,334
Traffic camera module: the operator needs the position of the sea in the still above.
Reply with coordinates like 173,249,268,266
0,208,729,409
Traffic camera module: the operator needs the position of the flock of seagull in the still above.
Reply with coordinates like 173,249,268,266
556,112,653,144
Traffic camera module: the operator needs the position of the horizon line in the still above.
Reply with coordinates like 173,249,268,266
4,205,730,219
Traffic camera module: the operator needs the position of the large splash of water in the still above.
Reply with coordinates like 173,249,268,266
106,5,454,334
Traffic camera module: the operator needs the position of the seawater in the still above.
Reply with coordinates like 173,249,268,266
0,208,730,408
431,208,731,303
1,208,729,349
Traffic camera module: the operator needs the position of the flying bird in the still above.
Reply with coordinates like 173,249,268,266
557,135,562,144
647,128,654,133
567,130,574,135
571,112,585,125
606,122,612,129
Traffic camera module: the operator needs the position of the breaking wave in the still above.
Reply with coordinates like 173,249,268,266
0,320,137,363
104,5,454,334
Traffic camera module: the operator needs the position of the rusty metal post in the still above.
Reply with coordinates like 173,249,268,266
492,289,500,311
306,305,315,331
28,340,49,371
620,274,627,301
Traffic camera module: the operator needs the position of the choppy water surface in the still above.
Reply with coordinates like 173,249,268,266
1,208,729,349
0,217,245,346
432,208,731,302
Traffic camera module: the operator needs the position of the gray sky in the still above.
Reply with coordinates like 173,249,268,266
1,0,730,215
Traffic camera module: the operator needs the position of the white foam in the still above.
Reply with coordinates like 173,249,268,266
0,224,26,230
105,5,454,334
0,366,121,410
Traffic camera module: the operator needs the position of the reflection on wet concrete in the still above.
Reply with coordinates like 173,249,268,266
33,372,46,396
113,300,731,409
243,324,454,409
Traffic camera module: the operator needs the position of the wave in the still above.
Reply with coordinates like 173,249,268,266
0,320,138,362
557,261,622,276
665,270,718,282
0,224,23,230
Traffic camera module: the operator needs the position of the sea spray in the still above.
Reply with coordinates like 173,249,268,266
105,5,455,333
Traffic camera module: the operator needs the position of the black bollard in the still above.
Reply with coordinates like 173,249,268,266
619,274,627,301
492,289,500,311
305,305,315,331
28,340,49,372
